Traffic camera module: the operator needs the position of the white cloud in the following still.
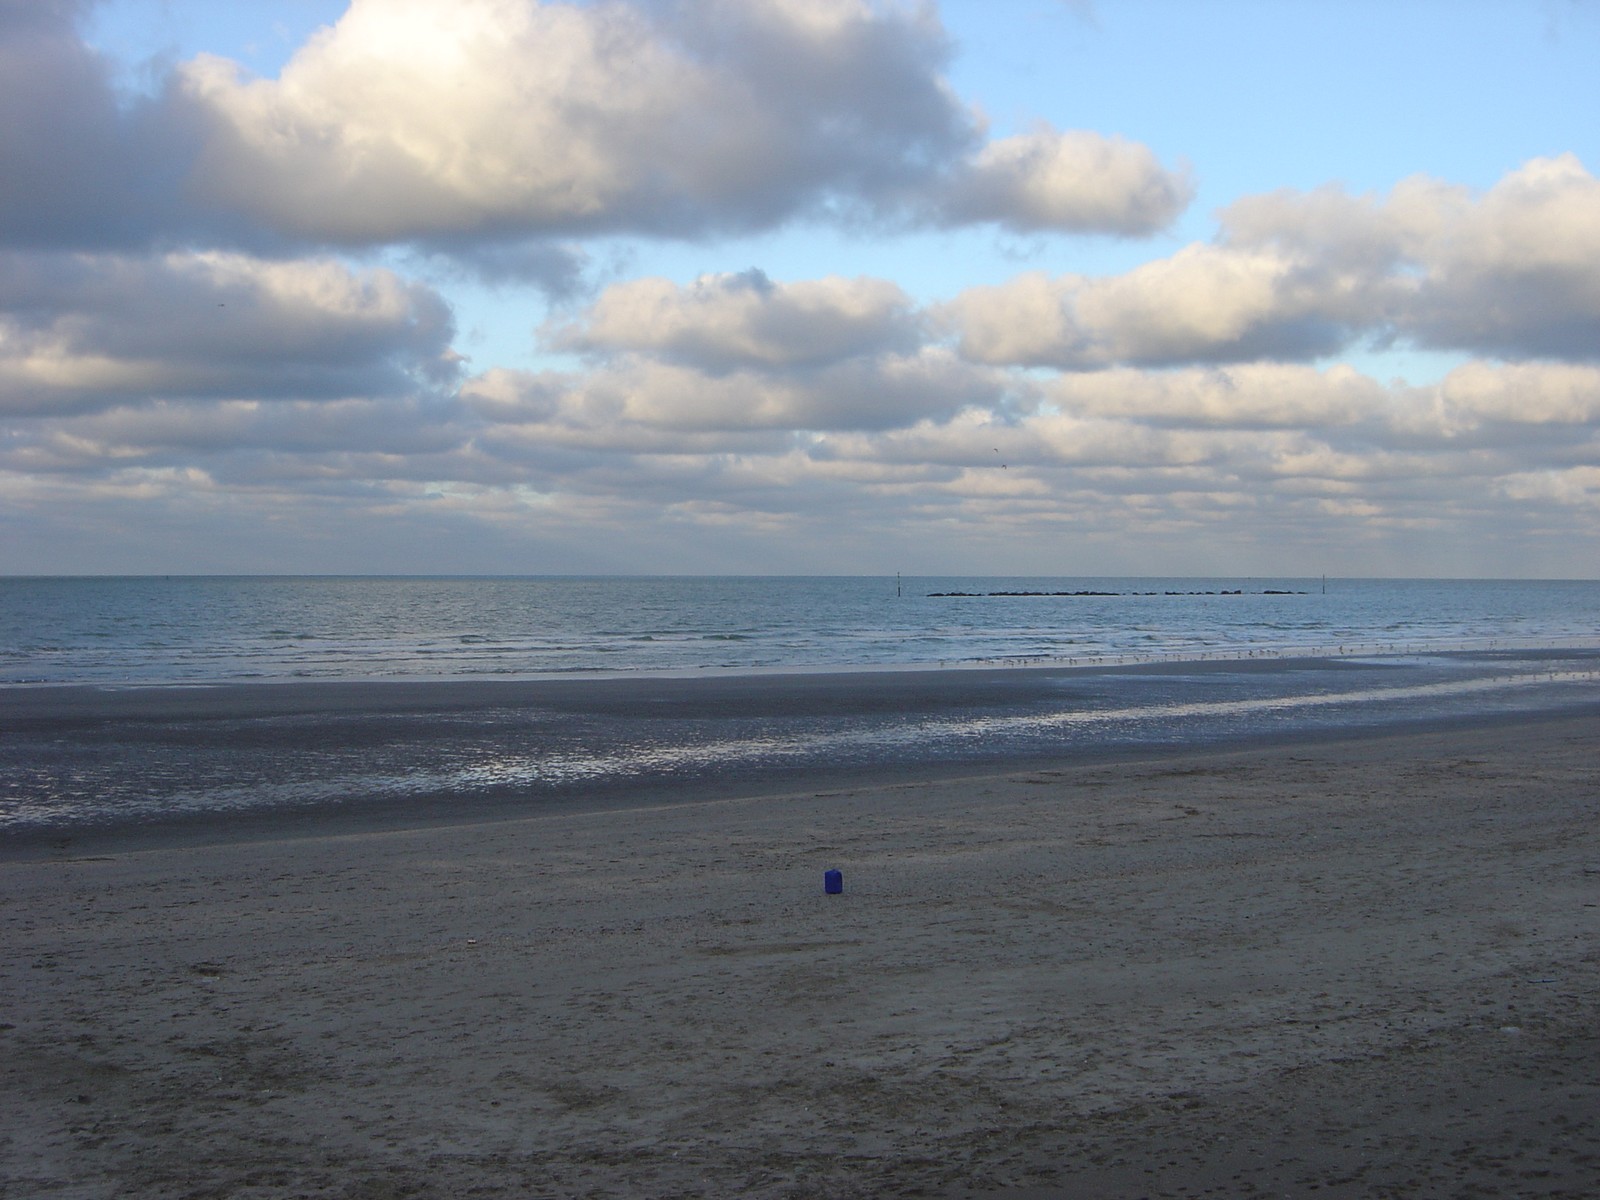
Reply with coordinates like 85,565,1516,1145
0,1,188,249
1046,363,1388,428
1398,155,1600,358
12,350,1599,573
1041,360,1600,451
462,345,1005,437
0,250,458,415
943,126,1191,236
0,1,1192,265
544,270,922,369
163,0,1187,247
2,5,1595,575
453,355,1597,511
943,244,1376,368
1426,360,1600,429
947,156,1600,369
1219,155,1600,361
173,0,975,242
1496,466,1600,507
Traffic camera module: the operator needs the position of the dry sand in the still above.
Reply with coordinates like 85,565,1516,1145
3,713,1598,1198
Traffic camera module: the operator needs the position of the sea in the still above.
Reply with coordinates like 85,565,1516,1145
3,576,1598,839
4,575,1599,684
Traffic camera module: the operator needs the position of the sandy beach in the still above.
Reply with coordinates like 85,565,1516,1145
3,709,1598,1198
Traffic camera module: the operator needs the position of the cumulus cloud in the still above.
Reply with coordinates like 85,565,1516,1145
499,267,1013,444
1428,360,1600,427
450,355,1600,503
5,3,1595,573
1219,155,1600,362
172,0,974,242
1496,466,1600,507
1,0,1191,259
544,270,923,369
1045,363,1390,429
413,238,592,295
943,246,1378,369
0,250,458,415
463,344,1005,437
1396,155,1600,359
941,126,1191,236
1036,360,1600,450
11,344,1599,572
947,155,1600,368
4,395,467,480
0,0,193,249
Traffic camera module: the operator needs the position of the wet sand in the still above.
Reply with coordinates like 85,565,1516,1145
7,653,1599,848
2,711,1598,1198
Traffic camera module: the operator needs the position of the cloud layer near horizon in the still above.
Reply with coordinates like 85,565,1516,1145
2,0,1598,575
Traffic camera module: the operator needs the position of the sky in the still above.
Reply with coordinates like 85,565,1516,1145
3,0,1599,577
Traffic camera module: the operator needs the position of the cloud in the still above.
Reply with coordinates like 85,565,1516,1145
1396,155,1600,359
1039,360,1600,451
173,0,975,243
0,250,458,415
11,350,1599,574
543,270,923,369
1045,363,1389,429
0,0,193,250
3,4,1594,575
3,395,466,479
942,246,1377,369
493,267,1013,448
413,238,592,295
946,156,1600,368
1,0,1191,258
941,126,1192,236
1392,361,1600,459
462,344,1006,438
456,355,1600,498
1220,155,1600,362
1496,466,1600,507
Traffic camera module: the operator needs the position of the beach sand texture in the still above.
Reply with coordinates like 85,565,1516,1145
3,714,1597,1198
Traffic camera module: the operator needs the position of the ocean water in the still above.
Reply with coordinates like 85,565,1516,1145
3,576,1597,838
2,575,1598,685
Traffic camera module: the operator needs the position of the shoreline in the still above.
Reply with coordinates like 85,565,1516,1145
6,632,1600,691
4,651,1599,854
3,713,1597,1197
8,641,1597,704
5,704,1599,864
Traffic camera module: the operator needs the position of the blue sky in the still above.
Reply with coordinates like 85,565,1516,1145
5,0,1600,575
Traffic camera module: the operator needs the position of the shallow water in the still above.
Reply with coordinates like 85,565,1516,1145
4,649,1597,838
2,575,1598,685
